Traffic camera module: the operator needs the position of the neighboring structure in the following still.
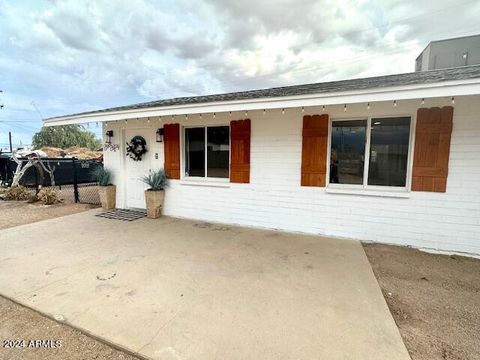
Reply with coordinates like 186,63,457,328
45,65,480,256
415,34,480,71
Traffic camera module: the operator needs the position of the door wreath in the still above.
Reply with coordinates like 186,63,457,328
126,136,147,161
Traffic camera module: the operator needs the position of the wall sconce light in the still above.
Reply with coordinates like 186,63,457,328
105,130,114,144
156,128,164,142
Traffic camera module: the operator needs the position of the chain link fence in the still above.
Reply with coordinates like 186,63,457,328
0,156,102,205
52,183,101,205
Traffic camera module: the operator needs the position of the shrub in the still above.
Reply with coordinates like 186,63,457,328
37,188,63,205
5,186,31,201
27,194,40,203
141,169,168,191
0,187,7,200
93,167,113,186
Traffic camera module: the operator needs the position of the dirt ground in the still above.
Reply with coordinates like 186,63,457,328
363,243,480,360
0,201,97,230
0,296,140,360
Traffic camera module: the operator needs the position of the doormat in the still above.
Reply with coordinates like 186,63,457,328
96,209,147,221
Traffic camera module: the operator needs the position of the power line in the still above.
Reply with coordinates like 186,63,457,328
0,122,40,131
0,119,42,122
5,1,475,100
1,0,478,116
30,101,44,120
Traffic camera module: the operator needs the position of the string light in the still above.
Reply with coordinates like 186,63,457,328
125,119,128,124
343,104,347,112
159,116,162,122
301,107,305,113
245,110,248,117
185,114,188,120
322,105,325,112
199,113,202,119
229,111,232,118
393,100,397,107
451,97,455,104
171,115,174,121
282,108,285,115
147,117,150,123
263,109,266,116
367,103,370,110
421,98,425,105
213,112,216,118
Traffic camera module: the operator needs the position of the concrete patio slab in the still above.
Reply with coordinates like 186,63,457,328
0,209,410,360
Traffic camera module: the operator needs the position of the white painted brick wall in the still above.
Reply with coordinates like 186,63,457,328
104,96,480,255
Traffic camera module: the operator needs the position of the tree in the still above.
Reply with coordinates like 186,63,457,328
32,125,102,150
10,151,56,187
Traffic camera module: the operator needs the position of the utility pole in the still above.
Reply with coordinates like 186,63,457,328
1,91,9,151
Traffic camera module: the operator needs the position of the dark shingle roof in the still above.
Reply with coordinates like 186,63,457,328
46,65,480,120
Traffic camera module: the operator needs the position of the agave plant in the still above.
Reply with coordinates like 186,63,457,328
141,169,168,191
93,167,113,186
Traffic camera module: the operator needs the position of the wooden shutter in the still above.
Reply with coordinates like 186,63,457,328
412,106,453,192
163,123,180,180
230,119,251,183
301,114,329,187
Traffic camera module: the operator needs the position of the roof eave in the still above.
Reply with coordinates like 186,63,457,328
43,78,480,126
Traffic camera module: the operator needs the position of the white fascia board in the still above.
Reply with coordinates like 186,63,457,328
44,78,480,126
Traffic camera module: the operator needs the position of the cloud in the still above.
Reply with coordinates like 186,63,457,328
0,0,479,147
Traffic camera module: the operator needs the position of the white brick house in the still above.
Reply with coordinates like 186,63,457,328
45,66,480,256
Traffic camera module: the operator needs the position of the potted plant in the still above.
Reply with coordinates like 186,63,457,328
94,167,116,210
141,169,168,219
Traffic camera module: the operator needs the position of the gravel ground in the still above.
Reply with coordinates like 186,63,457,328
0,201,97,230
363,243,480,360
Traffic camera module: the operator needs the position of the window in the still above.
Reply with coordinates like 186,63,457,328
368,117,411,187
330,120,367,185
184,126,229,179
329,117,412,188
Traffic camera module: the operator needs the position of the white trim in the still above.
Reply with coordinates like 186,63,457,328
121,127,127,208
179,179,230,188
364,118,372,187
406,111,417,192
325,187,411,198
182,123,231,181
43,79,480,126
326,114,414,193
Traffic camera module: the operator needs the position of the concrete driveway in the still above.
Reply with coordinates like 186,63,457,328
0,210,409,360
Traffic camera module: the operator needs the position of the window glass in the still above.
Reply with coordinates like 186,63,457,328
368,117,411,186
185,127,205,177
330,120,367,185
207,126,229,178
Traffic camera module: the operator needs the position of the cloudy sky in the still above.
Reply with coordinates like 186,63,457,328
1,0,479,148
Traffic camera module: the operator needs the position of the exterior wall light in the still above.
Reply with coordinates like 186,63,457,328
105,130,114,144
156,128,164,142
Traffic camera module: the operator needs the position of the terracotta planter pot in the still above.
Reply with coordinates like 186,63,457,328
98,185,116,210
145,190,165,219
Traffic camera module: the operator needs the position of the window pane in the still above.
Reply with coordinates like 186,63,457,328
330,120,367,185
185,127,205,177
207,126,229,178
368,117,411,187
